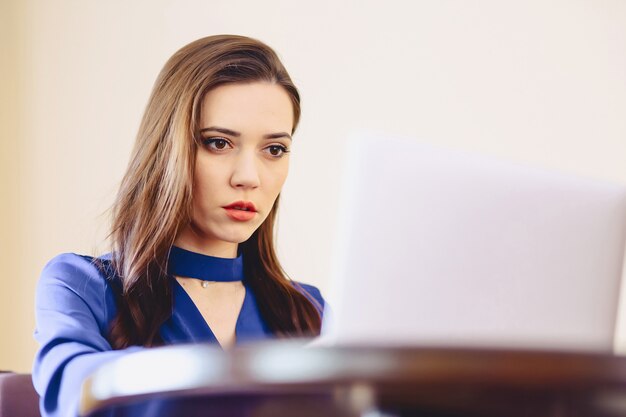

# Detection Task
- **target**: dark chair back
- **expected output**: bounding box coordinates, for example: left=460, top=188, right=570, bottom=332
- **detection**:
left=0, top=372, right=40, bottom=417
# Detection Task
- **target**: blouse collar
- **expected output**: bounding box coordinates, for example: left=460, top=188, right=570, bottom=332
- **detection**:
left=167, top=246, right=244, bottom=282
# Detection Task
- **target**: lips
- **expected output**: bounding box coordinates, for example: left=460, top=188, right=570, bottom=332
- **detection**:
left=223, top=201, right=257, bottom=212
left=223, top=201, right=257, bottom=222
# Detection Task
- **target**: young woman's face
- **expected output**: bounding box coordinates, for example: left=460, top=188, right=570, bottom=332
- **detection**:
left=176, top=82, right=294, bottom=257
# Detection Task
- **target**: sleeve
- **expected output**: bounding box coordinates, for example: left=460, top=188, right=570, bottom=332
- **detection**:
left=32, top=253, right=144, bottom=417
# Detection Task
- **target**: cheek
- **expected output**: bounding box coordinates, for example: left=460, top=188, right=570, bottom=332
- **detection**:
left=192, top=163, right=222, bottom=207
left=265, top=163, right=289, bottom=195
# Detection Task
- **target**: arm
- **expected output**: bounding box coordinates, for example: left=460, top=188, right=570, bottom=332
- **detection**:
left=32, top=254, right=143, bottom=417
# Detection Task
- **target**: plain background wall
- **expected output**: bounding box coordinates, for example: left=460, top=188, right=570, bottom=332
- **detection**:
left=0, top=0, right=22, bottom=371
left=2, top=0, right=626, bottom=372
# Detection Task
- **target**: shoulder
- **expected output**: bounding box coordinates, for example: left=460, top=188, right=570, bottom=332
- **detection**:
left=292, top=281, right=325, bottom=312
left=36, top=252, right=119, bottom=333
left=36, top=252, right=115, bottom=307
left=39, top=252, right=112, bottom=285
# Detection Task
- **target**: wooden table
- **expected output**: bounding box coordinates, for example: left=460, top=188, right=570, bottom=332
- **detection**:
left=80, top=341, right=626, bottom=417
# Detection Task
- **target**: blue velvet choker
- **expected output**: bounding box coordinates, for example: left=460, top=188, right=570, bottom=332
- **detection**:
left=167, top=246, right=244, bottom=282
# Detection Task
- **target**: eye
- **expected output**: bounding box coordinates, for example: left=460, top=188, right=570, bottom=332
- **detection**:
left=264, top=145, right=290, bottom=158
left=202, top=137, right=232, bottom=152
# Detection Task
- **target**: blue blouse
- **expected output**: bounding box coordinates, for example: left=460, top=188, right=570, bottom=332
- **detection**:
left=32, top=249, right=324, bottom=417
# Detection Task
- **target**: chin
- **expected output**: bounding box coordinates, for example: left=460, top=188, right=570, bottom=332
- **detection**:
left=188, top=219, right=257, bottom=246
left=216, top=228, right=257, bottom=245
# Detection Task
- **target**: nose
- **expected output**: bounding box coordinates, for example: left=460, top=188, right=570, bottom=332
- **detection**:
left=230, top=151, right=260, bottom=189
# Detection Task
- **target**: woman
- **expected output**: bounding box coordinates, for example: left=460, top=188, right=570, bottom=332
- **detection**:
left=32, top=35, right=324, bottom=417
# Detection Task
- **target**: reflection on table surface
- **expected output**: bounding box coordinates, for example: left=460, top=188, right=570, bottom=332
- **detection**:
left=80, top=340, right=626, bottom=417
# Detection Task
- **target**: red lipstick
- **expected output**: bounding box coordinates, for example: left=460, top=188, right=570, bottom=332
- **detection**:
left=223, top=201, right=257, bottom=222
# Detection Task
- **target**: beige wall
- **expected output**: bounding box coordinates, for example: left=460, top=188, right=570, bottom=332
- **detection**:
left=2, top=0, right=626, bottom=372
left=0, top=0, right=26, bottom=371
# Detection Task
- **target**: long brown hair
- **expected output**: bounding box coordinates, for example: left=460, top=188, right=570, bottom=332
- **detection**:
left=107, top=35, right=321, bottom=349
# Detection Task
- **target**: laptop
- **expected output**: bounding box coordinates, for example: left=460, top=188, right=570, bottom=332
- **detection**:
left=321, top=132, right=626, bottom=352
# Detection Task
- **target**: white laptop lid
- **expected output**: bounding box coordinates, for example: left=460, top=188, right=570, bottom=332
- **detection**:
left=324, top=133, right=626, bottom=352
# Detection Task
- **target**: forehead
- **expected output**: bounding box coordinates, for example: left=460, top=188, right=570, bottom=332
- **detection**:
left=200, top=82, right=294, bottom=132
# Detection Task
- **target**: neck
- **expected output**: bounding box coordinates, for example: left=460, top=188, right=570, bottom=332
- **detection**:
left=174, top=232, right=238, bottom=259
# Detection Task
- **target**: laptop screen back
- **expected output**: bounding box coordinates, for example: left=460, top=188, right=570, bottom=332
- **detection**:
left=324, top=134, right=626, bottom=352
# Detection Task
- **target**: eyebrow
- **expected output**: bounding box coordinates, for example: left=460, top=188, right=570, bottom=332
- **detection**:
left=200, top=126, right=292, bottom=141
